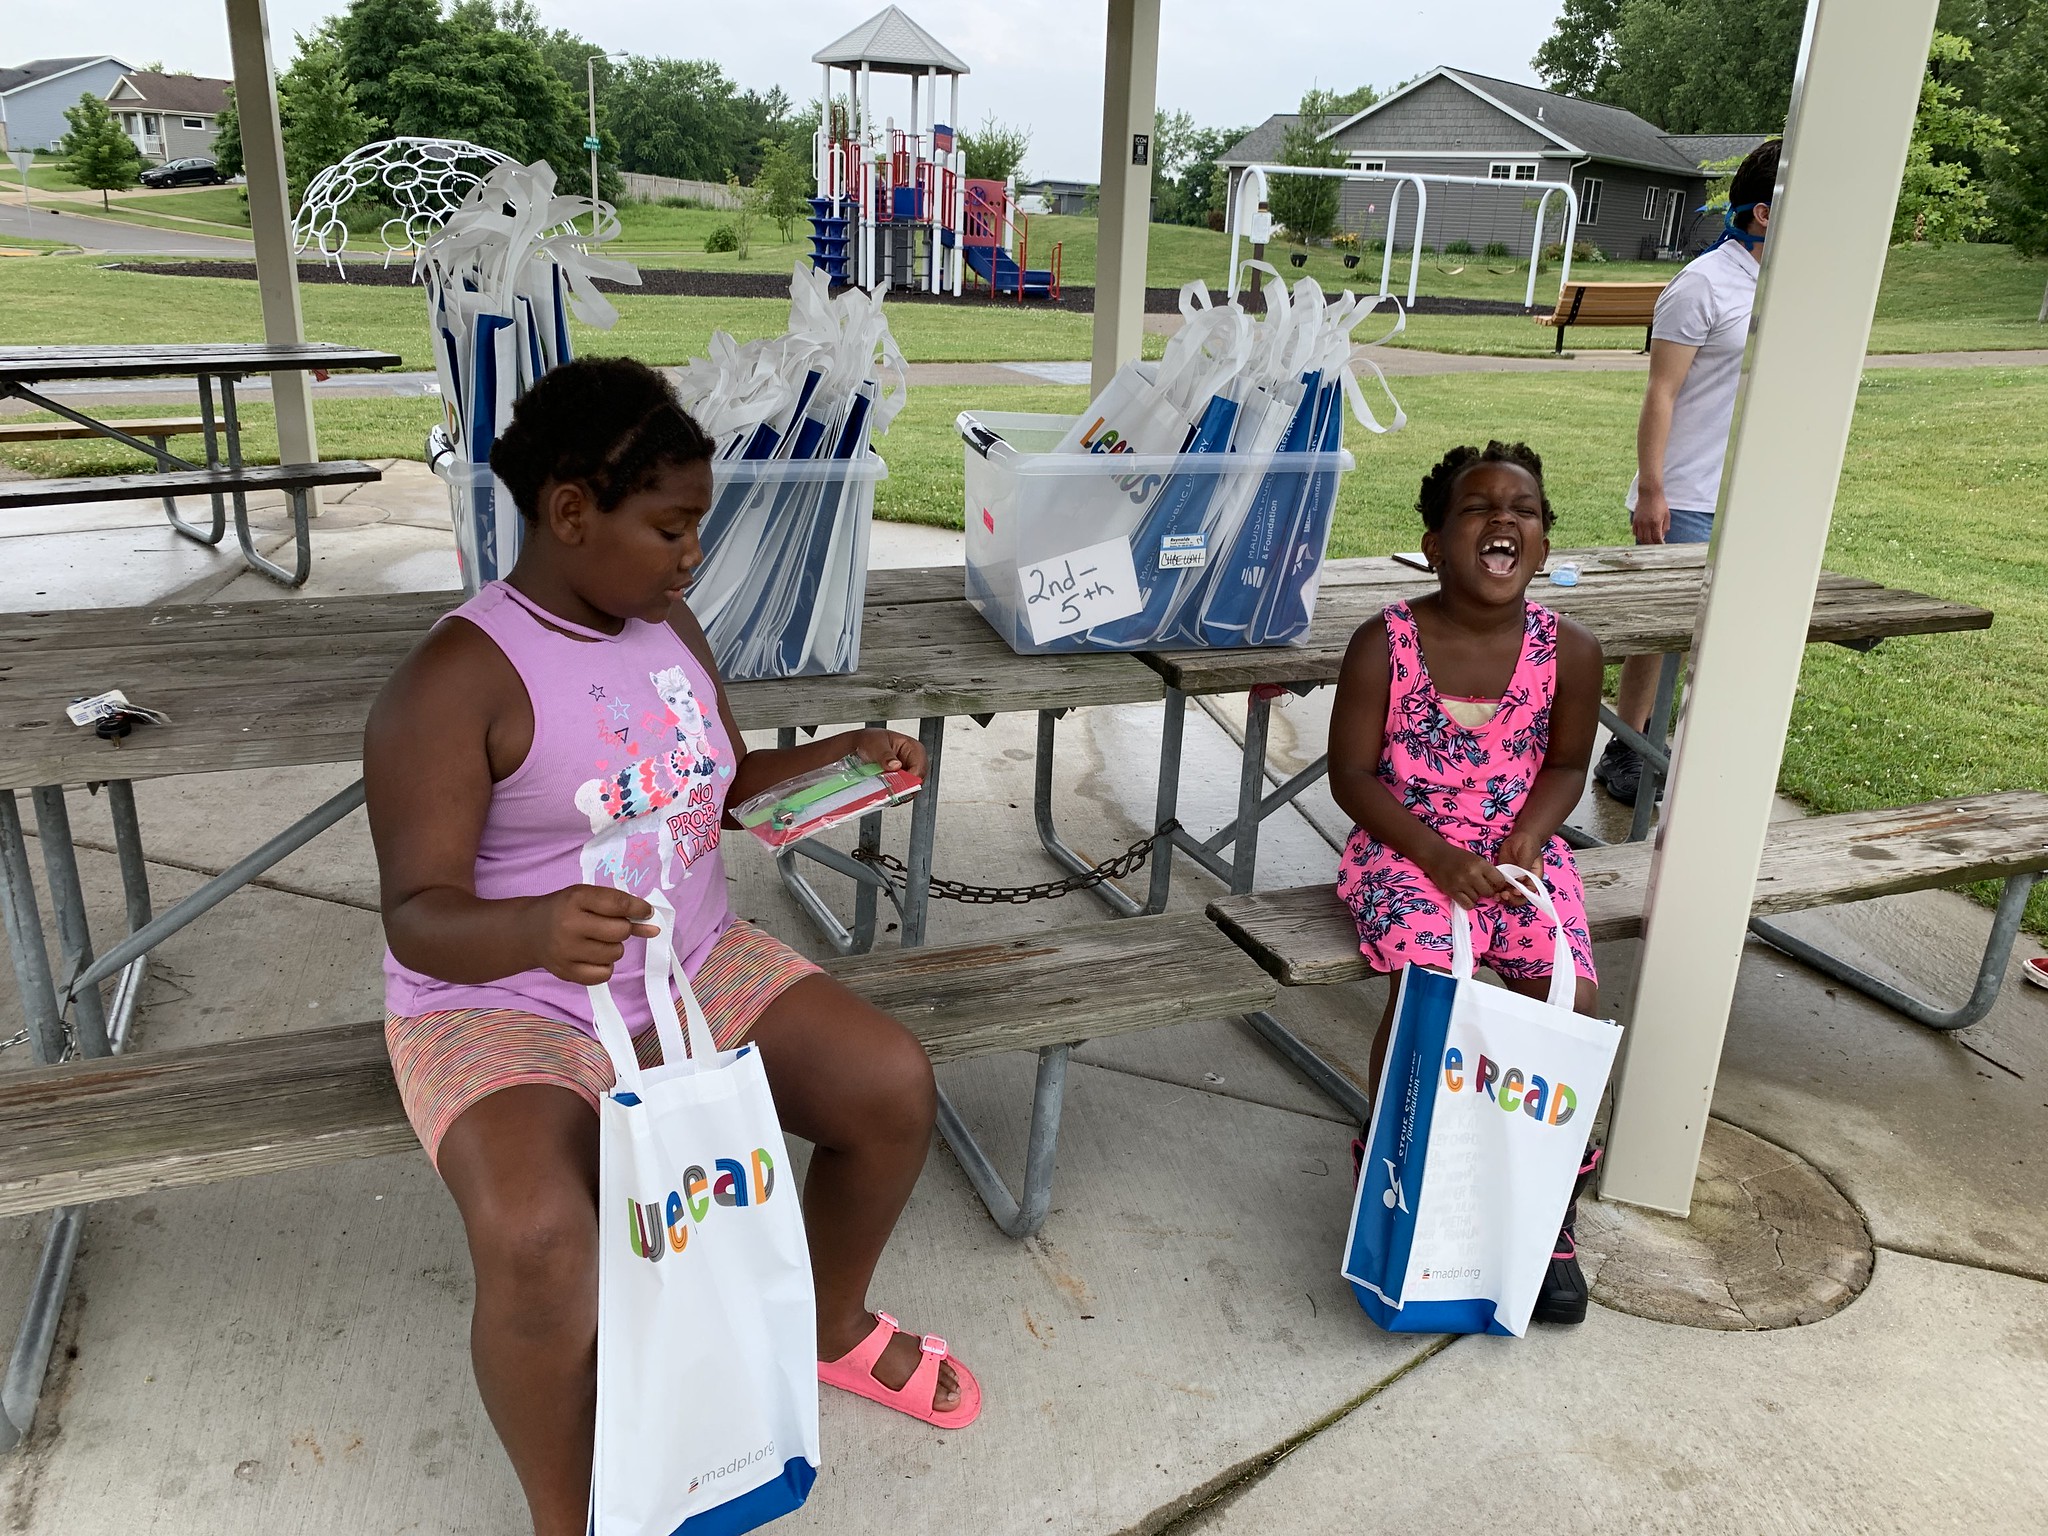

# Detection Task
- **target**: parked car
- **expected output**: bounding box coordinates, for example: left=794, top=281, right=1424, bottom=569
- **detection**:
left=140, top=158, right=226, bottom=189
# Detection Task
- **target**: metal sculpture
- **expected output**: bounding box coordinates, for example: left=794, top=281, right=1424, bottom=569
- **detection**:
left=291, top=137, right=514, bottom=275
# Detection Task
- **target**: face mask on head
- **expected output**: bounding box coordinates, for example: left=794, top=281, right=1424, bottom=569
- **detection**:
left=1703, top=201, right=1765, bottom=252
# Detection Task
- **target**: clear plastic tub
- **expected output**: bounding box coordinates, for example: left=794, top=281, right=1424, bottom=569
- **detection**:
left=960, top=411, right=1354, bottom=655
left=690, top=453, right=887, bottom=682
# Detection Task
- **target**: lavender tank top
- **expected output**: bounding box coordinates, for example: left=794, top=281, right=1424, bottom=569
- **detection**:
left=383, top=581, right=737, bottom=1036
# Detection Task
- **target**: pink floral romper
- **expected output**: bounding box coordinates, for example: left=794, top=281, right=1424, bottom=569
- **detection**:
left=1336, top=600, right=1598, bottom=984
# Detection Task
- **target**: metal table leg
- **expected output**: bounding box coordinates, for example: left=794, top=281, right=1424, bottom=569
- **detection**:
left=935, top=1045, right=1069, bottom=1239
left=1033, top=708, right=1142, bottom=917
left=1241, top=1008, right=1373, bottom=1125
left=0, top=791, right=65, bottom=1066
left=218, top=376, right=312, bottom=587
left=1749, top=872, right=2039, bottom=1033
left=899, top=717, right=944, bottom=948
left=29, top=788, right=109, bottom=1061
left=165, top=373, right=228, bottom=546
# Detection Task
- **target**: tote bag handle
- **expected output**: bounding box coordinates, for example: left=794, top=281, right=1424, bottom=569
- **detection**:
left=587, top=888, right=722, bottom=1097
left=1448, top=863, right=1577, bottom=1010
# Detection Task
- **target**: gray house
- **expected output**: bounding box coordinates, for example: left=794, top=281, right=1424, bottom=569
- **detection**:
left=1222, top=67, right=1770, bottom=262
left=0, top=56, right=134, bottom=154
left=105, top=71, right=233, bottom=165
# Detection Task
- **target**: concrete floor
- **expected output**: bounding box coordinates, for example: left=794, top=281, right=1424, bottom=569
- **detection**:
left=0, top=479, right=2042, bottom=1534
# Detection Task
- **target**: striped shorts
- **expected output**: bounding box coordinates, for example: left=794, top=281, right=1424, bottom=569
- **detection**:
left=385, top=920, right=820, bottom=1168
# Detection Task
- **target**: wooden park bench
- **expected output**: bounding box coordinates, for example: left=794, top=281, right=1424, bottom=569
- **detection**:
left=0, top=909, right=1277, bottom=1239
left=1205, top=793, right=2048, bottom=1122
left=0, top=416, right=209, bottom=451
left=1535, top=281, right=1665, bottom=354
left=0, top=459, right=382, bottom=587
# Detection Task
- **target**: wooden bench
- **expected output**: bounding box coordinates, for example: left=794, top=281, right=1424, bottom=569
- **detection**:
left=1206, top=795, right=2048, bottom=1119
left=0, top=460, right=382, bottom=588
left=1534, top=281, right=1665, bottom=353
left=0, top=909, right=1277, bottom=1235
left=0, top=417, right=208, bottom=450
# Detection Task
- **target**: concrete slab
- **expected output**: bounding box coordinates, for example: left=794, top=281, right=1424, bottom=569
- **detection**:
left=1194, top=1250, right=2048, bottom=1536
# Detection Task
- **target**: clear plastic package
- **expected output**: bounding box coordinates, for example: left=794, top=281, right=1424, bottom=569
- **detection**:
left=732, top=754, right=922, bottom=850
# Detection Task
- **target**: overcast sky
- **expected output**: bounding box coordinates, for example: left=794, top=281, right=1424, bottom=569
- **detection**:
left=12, top=1, right=1566, bottom=178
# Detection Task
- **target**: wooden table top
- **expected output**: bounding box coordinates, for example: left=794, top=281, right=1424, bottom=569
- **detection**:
left=1141, top=544, right=1994, bottom=694
left=0, top=550, right=1990, bottom=790
left=0, top=566, right=1160, bottom=789
left=0, top=344, right=403, bottom=384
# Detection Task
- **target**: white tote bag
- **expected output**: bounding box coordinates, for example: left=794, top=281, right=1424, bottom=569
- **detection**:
left=1342, top=867, right=1622, bottom=1338
left=589, top=891, right=820, bottom=1534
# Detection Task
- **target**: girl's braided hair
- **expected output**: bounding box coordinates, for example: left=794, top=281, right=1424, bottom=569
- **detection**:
left=1415, top=440, right=1555, bottom=532
left=489, top=357, right=714, bottom=522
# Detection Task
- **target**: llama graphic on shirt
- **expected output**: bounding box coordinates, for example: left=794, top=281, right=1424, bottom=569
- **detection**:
left=576, top=664, right=726, bottom=892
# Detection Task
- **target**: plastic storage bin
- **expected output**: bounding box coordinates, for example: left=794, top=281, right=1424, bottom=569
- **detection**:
left=960, top=411, right=1354, bottom=655
left=690, top=453, right=887, bottom=682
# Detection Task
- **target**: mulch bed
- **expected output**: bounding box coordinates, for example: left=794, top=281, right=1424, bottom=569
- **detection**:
left=112, top=261, right=1538, bottom=317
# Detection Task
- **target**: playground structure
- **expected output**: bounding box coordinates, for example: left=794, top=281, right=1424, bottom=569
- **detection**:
left=809, top=6, right=1060, bottom=300
left=1228, top=164, right=1582, bottom=311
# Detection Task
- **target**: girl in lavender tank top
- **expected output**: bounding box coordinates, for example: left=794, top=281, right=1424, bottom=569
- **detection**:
left=366, top=360, right=975, bottom=1534
left=1327, top=443, right=1606, bottom=1328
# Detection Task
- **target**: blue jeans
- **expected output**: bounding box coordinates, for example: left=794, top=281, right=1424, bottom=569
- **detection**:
left=1664, top=506, right=1715, bottom=544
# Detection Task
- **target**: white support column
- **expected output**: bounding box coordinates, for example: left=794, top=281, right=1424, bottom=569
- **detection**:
left=1600, top=0, right=1941, bottom=1215
left=1090, top=0, right=1160, bottom=397
left=860, top=62, right=874, bottom=290
left=224, top=0, right=317, bottom=480
left=819, top=64, right=832, bottom=199
left=949, top=74, right=963, bottom=294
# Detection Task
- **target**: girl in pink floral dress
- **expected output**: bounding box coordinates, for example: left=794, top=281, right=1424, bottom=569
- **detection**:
left=1328, top=441, right=1605, bottom=1324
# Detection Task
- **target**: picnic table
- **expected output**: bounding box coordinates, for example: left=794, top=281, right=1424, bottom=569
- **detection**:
left=0, top=343, right=402, bottom=584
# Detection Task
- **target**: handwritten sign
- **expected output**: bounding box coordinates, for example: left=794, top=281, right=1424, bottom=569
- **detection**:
left=1019, top=538, right=1142, bottom=645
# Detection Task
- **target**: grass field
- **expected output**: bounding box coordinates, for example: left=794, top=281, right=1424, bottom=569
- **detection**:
left=5, top=368, right=2038, bottom=934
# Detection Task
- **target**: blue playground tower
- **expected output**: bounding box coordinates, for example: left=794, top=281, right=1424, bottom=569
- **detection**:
left=810, top=6, right=1059, bottom=299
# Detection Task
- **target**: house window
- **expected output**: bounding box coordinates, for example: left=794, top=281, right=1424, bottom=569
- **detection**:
left=121, top=114, right=139, bottom=134
left=1644, top=186, right=1661, bottom=220
left=143, top=114, right=160, bottom=134
left=182, top=117, right=205, bottom=130
left=1489, top=161, right=1538, bottom=182
left=1352, top=158, right=1385, bottom=174
left=1580, top=176, right=1603, bottom=225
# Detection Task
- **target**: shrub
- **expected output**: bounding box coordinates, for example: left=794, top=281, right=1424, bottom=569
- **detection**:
left=1418, top=243, right=1437, bottom=257
left=1368, top=236, right=1387, bottom=252
left=1207, top=207, right=1225, bottom=231
left=703, top=224, right=740, bottom=253
left=1444, top=238, right=1474, bottom=255
left=1542, top=240, right=1606, bottom=263
left=1484, top=240, right=1512, bottom=259
left=661, top=195, right=708, bottom=210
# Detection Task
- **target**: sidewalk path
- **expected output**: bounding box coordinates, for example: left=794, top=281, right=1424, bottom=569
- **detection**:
left=0, top=202, right=254, bottom=256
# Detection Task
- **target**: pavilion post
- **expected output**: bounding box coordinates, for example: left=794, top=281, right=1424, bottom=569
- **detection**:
left=224, top=0, right=319, bottom=500
left=1090, top=0, right=1160, bottom=398
left=1600, top=0, right=1941, bottom=1215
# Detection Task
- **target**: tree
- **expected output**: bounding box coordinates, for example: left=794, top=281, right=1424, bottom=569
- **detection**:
left=280, top=39, right=374, bottom=204
left=1269, top=89, right=1343, bottom=243
left=1325, top=84, right=1379, bottom=118
left=1894, top=32, right=2014, bottom=244
left=329, top=0, right=443, bottom=134
left=961, top=114, right=1031, bottom=182
left=755, top=138, right=811, bottom=241
left=726, top=173, right=764, bottom=258
left=60, top=94, right=143, bottom=210
left=1152, top=108, right=1199, bottom=185
left=1981, top=1, right=2048, bottom=316
left=378, top=5, right=588, bottom=187
left=212, top=88, right=243, bottom=179
left=605, top=57, right=783, bottom=183
left=1603, top=0, right=1804, bottom=133
left=1152, top=120, right=1249, bottom=227
left=1533, top=0, right=1625, bottom=97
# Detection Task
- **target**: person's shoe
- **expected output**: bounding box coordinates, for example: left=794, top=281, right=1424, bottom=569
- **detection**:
left=2021, top=956, right=2048, bottom=992
left=1531, top=1145, right=1602, bottom=1327
left=1593, top=739, right=1642, bottom=807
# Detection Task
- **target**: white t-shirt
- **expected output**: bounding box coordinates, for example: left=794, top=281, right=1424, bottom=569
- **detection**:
left=1626, top=240, right=1760, bottom=515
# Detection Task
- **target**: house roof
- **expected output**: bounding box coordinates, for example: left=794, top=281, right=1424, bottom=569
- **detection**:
left=1661, top=133, right=1773, bottom=170
left=0, top=56, right=129, bottom=96
left=1219, top=114, right=1298, bottom=167
left=1321, top=66, right=1710, bottom=177
left=106, top=71, right=231, bottom=116
left=813, top=6, right=968, bottom=76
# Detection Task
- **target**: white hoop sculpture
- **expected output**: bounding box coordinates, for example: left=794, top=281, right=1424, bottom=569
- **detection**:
left=292, top=137, right=517, bottom=276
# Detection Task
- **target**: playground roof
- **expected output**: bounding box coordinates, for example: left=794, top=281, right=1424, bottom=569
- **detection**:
left=813, top=5, right=969, bottom=76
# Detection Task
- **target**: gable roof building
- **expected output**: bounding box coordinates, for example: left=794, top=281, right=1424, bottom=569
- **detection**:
left=0, top=55, right=134, bottom=154
left=1221, top=66, right=1774, bottom=264
left=105, top=69, right=233, bottom=164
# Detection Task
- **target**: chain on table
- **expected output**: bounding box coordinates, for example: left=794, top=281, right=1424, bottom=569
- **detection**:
left=851, top=820, right=1181, bottom=905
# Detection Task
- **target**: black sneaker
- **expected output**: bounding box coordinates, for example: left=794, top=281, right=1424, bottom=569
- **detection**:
left=1593, top=739, right=1642, bottom=806
left=1531, top=1145, right=1602, bottom=1327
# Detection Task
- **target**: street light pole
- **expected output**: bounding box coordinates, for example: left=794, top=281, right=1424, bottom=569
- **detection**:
left=586, top=54, right=602, bottom=237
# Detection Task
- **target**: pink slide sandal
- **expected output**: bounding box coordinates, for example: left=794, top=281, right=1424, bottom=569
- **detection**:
left=818, top=1311, right=982, bottom=1430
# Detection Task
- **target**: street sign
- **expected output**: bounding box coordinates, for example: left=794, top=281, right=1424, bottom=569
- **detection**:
left=7, top=151, right=32, bottom=175
left=582, top=136, right=602, bottom=152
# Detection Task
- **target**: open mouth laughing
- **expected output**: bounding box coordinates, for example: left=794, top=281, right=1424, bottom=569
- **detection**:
left=1479, top=535, right=1521, bottom=577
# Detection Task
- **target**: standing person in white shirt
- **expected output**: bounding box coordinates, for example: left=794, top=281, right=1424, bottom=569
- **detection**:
left=1595, top=138, right=1782, bottom=807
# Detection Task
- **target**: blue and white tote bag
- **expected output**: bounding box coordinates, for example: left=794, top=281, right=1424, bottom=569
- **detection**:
left=589, top=891, right=820, bottom=1534
left=1342, top=866, right=1623, bottom=1337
